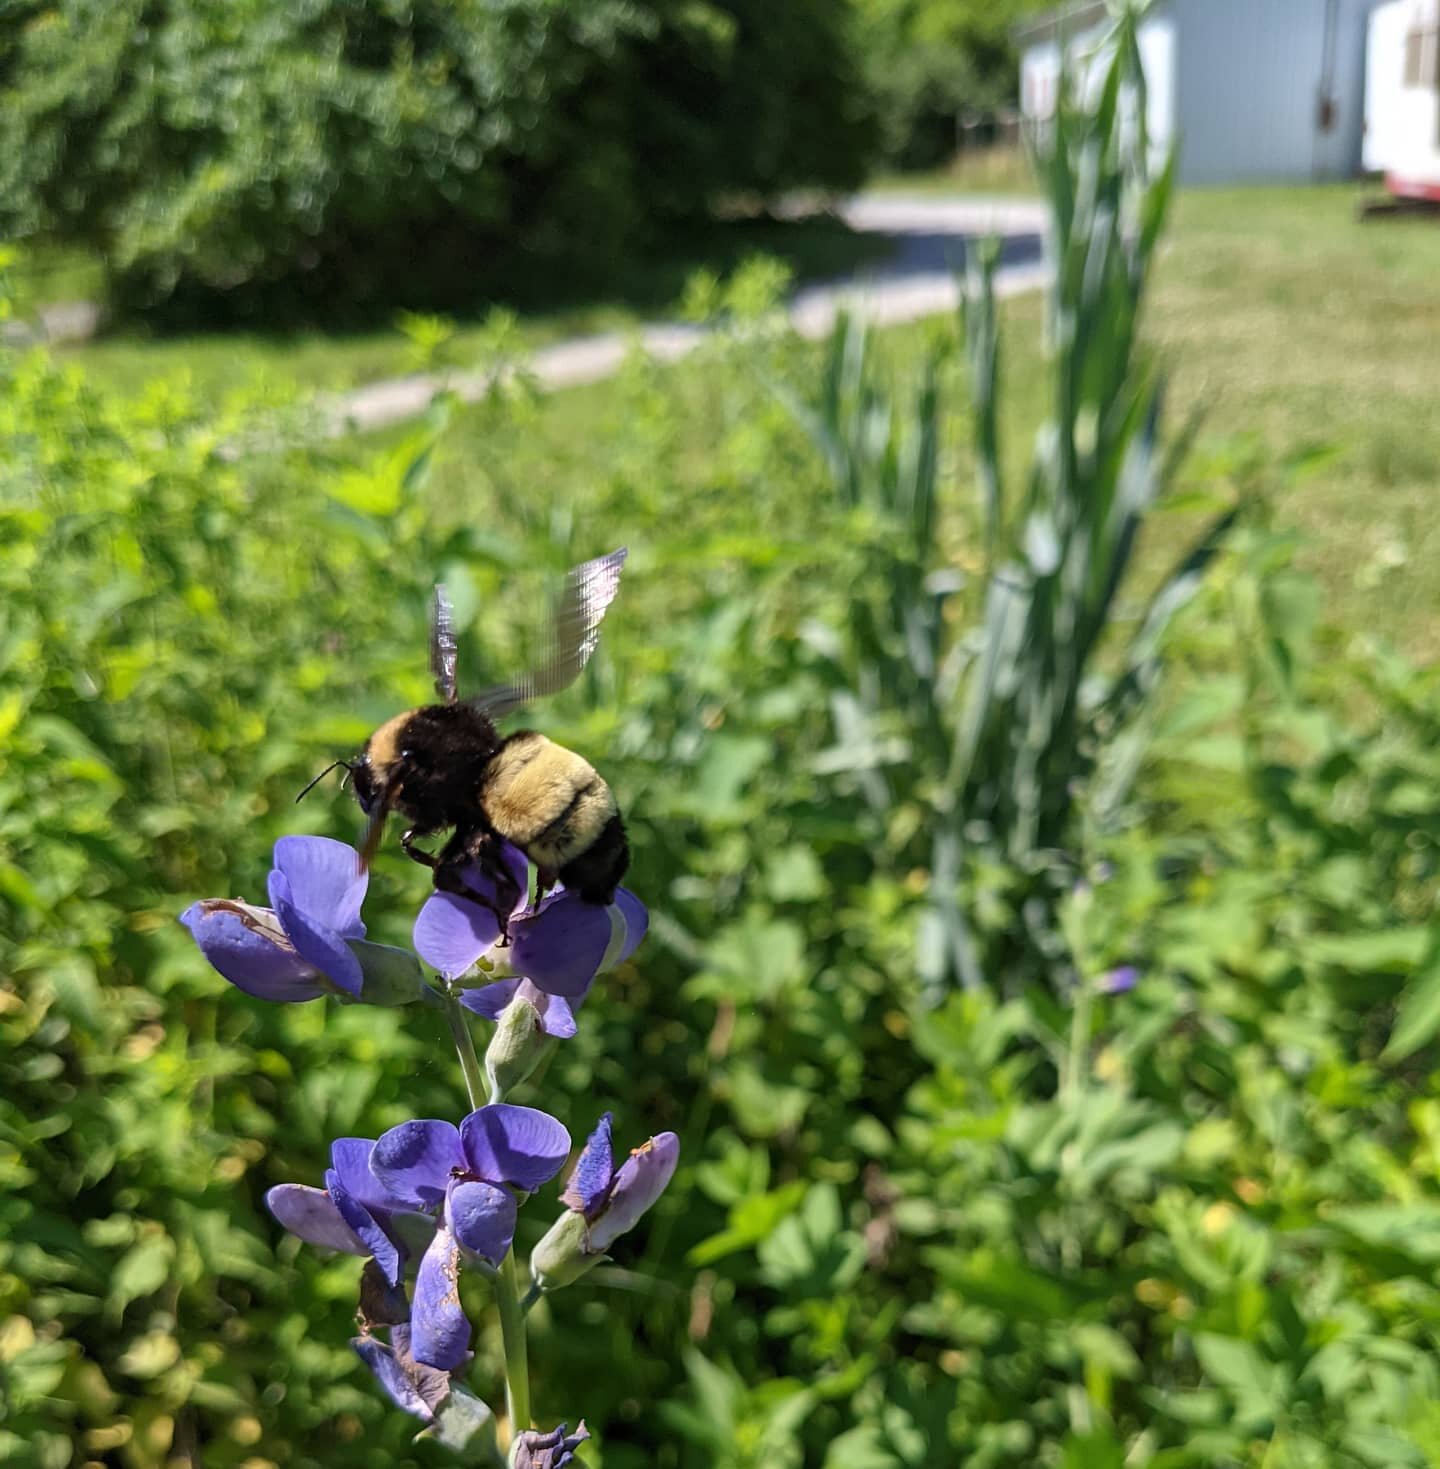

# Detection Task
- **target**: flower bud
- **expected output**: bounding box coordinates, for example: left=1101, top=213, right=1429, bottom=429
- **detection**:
left=484, top=993, right=551, bottom=1098
left=531, top=1117, right=679, bottom=1292
left=348, top=941, right=430, bottom=1007
left=529, top=1208, right=599, bottom=1290
left=513, top=1420, right=589, bottom=1469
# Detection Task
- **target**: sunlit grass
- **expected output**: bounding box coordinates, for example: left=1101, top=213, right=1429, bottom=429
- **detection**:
left=22, top=213, right=890, bottom=398
left=421, top=183, right=1440, bottom=657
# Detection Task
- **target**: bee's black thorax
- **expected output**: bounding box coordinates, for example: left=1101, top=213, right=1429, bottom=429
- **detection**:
left=361, top=703, right=501, bottom=835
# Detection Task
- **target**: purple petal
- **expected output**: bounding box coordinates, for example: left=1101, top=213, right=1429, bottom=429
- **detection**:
left=180, top=901, right=326, bottom=1003
left=353, top=1336, right=435, bottom=1422
left=412, top=1224, right=470, bottom=1371
left=455, top=845, right=531, bottom=918
left=459, top=977, right=579, bottom=1040
left=272, top=835, right=368, bottom=938
left=266, top=1183, right=366, bottom=1255
left=536, top=991, right=578, bottom=1040
left=1098, top=965, right=1140, bottom=995
left=460, top=1105, right=571, bottom=1191
left=330, top=1138, right=393, bottom=1213
left=509, top=888, right=648, bottom=998
left=371, top=1120, right=466, bottom=1209
left=328, top=1168, right=402, bottom=1286
left=561, top=1113, right=615, bottom=1218
left=414, top=892, right=502, bottom=978
left=611, top=889, right=648, bottom=964
left=587, top=1132, right=679, bottom=1251
left=458, top=977, right=521, bottom=1020
left=447, top=1180, right=517, bottom=1265
left=508, top=894, right=610, bottom=998
left=269, top=870, right=363, bottom=997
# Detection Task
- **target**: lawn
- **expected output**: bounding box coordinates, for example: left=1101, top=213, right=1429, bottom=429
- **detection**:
left=408, top=182, right=1440, bottom=659
left=14, top=212, right=891, bottom=400
left=30, top=180, right=1428, bottom=653
left=869, top=142, right=1040, bottom=197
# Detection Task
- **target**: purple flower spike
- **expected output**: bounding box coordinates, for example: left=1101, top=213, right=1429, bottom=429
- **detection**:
left=508, top=887, right=648, bottom=998
left=181, top=835, right=370, bottom=1001
left=460, top=1105, right=571, bottom=1193
left=514, top=1421, right=591, bottom=1469
left=461, top=977, right=580, bottom=1040
left=588, top=1132, right=680, bottom=1251
left=1098, top=965, right=1140, bottom=995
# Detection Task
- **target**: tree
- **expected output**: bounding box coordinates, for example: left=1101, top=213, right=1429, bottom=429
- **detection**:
left=857, top=0, right=1050, bottom=168
left=0, top=0, right=876, bottom=318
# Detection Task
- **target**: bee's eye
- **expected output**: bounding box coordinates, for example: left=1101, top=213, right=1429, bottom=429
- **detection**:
left=351, top=757, right=377, bottom=812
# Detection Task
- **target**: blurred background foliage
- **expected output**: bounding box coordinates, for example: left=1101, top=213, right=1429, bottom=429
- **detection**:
left=0, top=0, right=1049, bottom=323
left=4, top=6, right=1440, bottom=1469
left=0, top=0, right=874, bottom=322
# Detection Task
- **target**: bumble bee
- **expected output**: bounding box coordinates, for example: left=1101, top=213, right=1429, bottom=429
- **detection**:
left=341, top=550, right=630, bottom=911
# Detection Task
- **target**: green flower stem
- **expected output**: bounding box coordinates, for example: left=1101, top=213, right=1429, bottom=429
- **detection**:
left=445, top=991, right=490, bottom=1109
left=444, top=991, right=530, bottom=1445
left=495, top=1247, right=532, bottom=1439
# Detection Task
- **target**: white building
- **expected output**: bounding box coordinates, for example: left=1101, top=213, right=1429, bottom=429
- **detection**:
left=1364, top=0, right=1440, bottom=197
left=1017, top=0, right=1388, bottom=186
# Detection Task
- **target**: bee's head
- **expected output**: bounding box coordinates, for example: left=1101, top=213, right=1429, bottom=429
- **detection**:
left=352, top=711, right=417, bottom=869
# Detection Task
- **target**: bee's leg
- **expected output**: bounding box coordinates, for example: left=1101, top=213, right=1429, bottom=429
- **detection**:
left=435, top=829, right=515, bottom=942
left=534, top=867, right=558, bottom=902
left=400, top=829, right=439, bottom=869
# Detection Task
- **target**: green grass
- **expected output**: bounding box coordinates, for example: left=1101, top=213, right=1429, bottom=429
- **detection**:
left=21, top=182, right=1440, bottom=655
left=869, top=144, right=1040, bottom=197
left=18, top=213, right=891, bottom=399
left=418, top=183, right=1440, bottom=659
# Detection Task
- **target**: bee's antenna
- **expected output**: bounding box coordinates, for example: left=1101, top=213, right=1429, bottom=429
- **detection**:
left=295, top=760, right=353, bottom=804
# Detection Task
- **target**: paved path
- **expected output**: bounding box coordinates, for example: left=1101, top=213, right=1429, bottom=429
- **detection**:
left=326, top=195, right=1049, bottom=436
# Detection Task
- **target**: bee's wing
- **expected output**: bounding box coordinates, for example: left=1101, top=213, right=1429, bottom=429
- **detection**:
left=430, top=584, right=459, bottom=704
left=467, top=547, right=628, bottom=718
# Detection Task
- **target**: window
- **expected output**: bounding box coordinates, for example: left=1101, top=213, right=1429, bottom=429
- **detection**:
left=1404, top=25, right=1440, bottom=91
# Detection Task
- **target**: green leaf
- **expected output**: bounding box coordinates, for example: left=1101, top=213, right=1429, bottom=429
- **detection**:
left=107, top=1237, right=174, bottom=1321
left=1060, top=1429, right=1126, bottom=1469
left=1384, top=938, right=1440, bottom=1061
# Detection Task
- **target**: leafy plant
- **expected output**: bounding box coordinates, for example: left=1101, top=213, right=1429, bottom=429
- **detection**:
left=788, top=8, right=1235, bottom=994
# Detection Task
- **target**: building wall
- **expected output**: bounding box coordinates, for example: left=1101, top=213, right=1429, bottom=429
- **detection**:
left=1019, top=0, right=1387, bottom=186
left=1365, top=0, right=1440, bottom=188
left=1173, top=0, right=1384, bottom=183
left=1364, top=0, right=1412, bottom=171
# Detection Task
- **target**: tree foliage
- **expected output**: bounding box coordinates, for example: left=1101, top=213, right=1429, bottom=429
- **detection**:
left=0, top=0, right=874, bottom=318
left=857, top=0, right=1050, bottom=167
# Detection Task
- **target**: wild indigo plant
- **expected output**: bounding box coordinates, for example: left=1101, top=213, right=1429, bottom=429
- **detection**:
left=183, top=834, right=674, bottom=1461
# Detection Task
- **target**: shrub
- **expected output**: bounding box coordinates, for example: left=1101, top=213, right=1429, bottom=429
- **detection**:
left=0, top=0, right=875, bottom=320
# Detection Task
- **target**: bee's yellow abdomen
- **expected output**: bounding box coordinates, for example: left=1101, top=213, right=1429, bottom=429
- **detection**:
left=481, top=732, right=617, bottom=872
